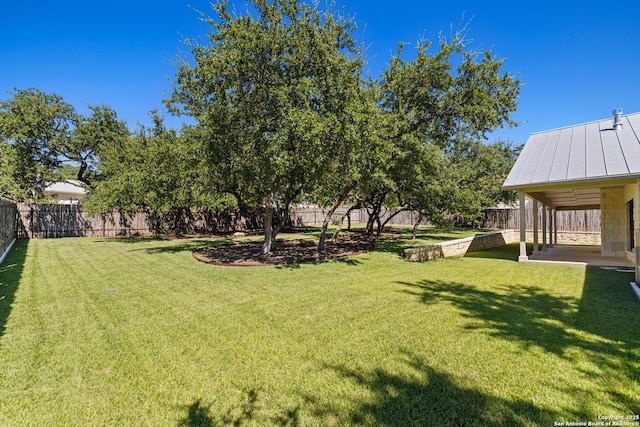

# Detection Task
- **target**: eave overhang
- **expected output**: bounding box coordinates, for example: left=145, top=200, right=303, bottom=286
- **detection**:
left=502, top=174, right=640, bottom=211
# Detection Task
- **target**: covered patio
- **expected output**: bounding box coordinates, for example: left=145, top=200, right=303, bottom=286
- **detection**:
left=503, top=109, right=640, bottom=282
left=526, top=245, right=634, bottom=268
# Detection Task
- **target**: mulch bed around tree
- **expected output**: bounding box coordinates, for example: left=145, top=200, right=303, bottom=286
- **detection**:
left=193, top=233, right=377, bottom=266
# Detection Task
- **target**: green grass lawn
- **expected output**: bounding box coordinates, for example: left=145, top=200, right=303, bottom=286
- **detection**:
left=1, top=230, right=639, bottom=426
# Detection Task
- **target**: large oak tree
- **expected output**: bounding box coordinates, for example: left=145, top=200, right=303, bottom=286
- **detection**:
left=167, top=0, right=364, bottom=255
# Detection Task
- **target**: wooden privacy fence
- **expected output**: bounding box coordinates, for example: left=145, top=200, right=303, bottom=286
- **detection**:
left=15, top=204, right=421, bottom=239
left=480, top=208, right=601, bottom=232
left=1, top=198, right=17, bottom=255
left=15, top=204, right=245, bottom=238
left=292, top=206, right=601, bottom=232
left=290, top=207, right=419, bottom=228
left=16, top=204, right=153, bottom=238
left=13, top=203, right=602, bottom=239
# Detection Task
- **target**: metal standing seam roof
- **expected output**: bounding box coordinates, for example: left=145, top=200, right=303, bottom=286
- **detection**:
left=503, top=111, right=640, bottom=190
left=502, top=111, right=640, bottom=210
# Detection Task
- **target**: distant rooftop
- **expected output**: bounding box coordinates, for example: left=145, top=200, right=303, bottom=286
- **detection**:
left=43, top=180, right=88, bottom=195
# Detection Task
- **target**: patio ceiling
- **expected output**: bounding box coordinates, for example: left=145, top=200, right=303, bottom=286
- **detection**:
left=526, top=187, right=601, bottom=210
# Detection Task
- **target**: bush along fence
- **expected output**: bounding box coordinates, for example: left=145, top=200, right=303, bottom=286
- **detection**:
left=0, top=198, right=17, bottom=261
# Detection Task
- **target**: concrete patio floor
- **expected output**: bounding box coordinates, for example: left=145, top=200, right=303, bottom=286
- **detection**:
left=525, top=245, right=635, bottom=269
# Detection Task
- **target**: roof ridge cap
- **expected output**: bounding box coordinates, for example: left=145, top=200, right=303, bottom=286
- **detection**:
left=530, top=111, right=640, bottom=135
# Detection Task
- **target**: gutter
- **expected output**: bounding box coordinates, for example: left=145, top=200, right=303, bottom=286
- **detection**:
left=502, top=173, right=640, bottom=192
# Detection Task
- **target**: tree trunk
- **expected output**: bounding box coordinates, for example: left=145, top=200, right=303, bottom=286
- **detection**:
left=77, top=160, right=90, bottom=185
left=260, top=177, right=281, bottom=256
left=331, top=203, right=358, bottom=241
left=262, top=203, right=274, bottom=255
left=378, top=209, right=404, bottom=235
left=318, top=207, right=336, bottom=252
left=412, top=213, right=423, bottom=239
left=365, top=202, right=381, bottom=235
left=318, top=181, right=357, bottom=252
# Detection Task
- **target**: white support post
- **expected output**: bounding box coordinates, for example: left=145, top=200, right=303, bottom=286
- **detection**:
left=553, top=209, right=558, bottom=246
left=542, top=205, right=548, bottom=251
left=548, top=208, right=554, bottom=248
left=533, top=199, right=539, bottom=254
left=519, top=192, right=528, bottom=262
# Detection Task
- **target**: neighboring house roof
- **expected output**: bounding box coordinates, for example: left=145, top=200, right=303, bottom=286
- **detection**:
left=43, top=180, right=88, bottom=195
left=503, top=110, right=640, bottom=210
left=42, top=180, right=88, bottom=204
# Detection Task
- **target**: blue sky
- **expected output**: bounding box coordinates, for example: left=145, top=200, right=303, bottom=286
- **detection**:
left=2, top=0, right=640, bottom=145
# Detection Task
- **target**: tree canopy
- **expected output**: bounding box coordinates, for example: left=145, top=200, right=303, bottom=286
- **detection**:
left=167, top=0, right=521, bottom=253
left=0, top=88, right=75, bottom=201
left=2, top=1, right=522, bottom=254
left=167, top=0, right=366, bottom=254
left=0, top=88, right=128, bottom=201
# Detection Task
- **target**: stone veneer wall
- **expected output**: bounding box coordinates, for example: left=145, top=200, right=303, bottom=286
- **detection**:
left=404, top=229, right=603, bottom=262
left=601, top=186, right=628, bottom=257
left=404, top=230, right=516, bottom=261
left=526, top=231, right=601, bottom=245
left=624, top=183, right=639, bottom=264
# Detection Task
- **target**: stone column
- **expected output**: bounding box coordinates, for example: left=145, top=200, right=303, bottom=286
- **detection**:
left=519, top=192, right=528, bottom=262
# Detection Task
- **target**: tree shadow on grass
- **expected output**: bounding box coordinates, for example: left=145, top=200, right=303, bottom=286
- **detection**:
left=274, top=255, right=363, bottom=270
left=95, top=237, right=233, bottom=254
left=0, top=239, right=27, bottom=342
left=575, top=267, right=640, bottom=412
left=93, top=236, right=150, bottom=244
left=177, top=389, right=300, bottom=427
left=313, top=353, right=564, bottom=426
left=178, top=399, right=215, bottom=427
left=397, top=273, right=640, bottom=415
left=143, top=239, right=232, bottom=255
left=399, top=279, right=579, bottom=356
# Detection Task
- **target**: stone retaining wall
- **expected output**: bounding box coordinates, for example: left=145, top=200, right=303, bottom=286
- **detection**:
left=404, top=230, right=515, bottom=261
left=404, top=229, right=603, bottom=262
